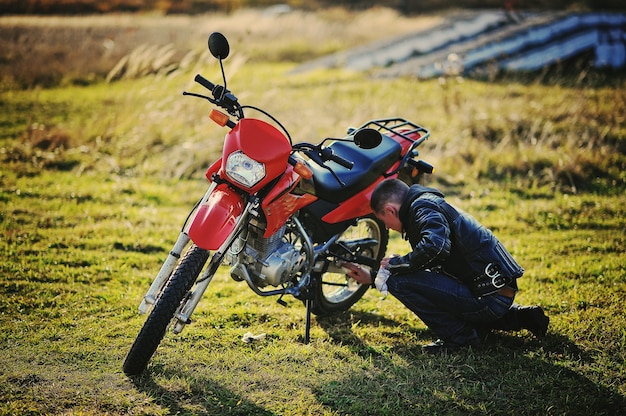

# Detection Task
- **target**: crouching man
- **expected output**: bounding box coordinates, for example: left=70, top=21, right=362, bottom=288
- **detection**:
left=345, top=178, right=549, bottom=354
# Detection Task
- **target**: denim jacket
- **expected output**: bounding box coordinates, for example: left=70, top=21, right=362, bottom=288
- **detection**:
left=387, top=185, right=524, bottom=285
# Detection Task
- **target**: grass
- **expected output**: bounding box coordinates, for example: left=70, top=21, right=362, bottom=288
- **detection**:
left=1, top=8, right=626, bottom=416
left=1, top=170, right=624, bottom=415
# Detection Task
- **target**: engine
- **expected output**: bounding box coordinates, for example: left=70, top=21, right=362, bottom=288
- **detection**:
left=228, top=218, right=307, bottom=287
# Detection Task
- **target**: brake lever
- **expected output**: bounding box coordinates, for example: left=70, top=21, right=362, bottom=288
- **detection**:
left=182, top=91, right=218, bottom=105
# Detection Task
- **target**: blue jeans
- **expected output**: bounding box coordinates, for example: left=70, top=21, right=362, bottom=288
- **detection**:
left=386, top=268, right=515, bottom=346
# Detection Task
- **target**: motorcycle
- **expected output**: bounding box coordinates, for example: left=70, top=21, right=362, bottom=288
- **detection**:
left=123, top=32, right=434, bottom=376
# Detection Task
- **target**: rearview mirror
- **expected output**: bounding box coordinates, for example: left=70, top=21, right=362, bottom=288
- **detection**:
left=354, top=128, right=382, bottom=149
left=208, top=32, right=230, bottom=60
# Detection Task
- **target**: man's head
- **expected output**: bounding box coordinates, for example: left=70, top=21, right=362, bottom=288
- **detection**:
left=370, top=179, right=409, bottom=232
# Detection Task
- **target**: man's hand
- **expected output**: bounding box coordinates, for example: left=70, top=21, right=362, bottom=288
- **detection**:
left=379, top=257, right=391, bottom=269
left=342, top=263, right=373, bottom=285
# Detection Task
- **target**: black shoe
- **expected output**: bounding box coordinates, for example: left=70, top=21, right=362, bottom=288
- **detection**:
left=476, top=327, right=493, bottom=344
left=520, top=306, right=549, bottom=338
left=422, top=338, right=479, bottom=355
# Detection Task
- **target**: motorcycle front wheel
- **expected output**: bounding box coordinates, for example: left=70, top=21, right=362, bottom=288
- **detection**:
left=310, top=215, right=388, bottom=316
left=123, top=245, right=210, bottom=376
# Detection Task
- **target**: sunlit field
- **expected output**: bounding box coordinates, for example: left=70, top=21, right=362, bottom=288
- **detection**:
left=1, top=7, right=625, bottom=415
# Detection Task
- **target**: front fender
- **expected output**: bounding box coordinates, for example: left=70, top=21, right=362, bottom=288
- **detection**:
left=188, top=184, right=245, bottom=250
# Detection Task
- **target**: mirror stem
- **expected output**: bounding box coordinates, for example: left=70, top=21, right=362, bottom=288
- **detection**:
left=218, top=59, right=227, bottom=101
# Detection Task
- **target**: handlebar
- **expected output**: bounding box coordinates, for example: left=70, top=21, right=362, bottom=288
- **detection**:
left=294, top=143, right=352, bottom=171
left=187, top=73, right=293, bottom=143
left=194, top=74, right=215, bottom=91
left=320, top=147, right=354, bottom=170
left=193, top=74, right=241, bottom=117
left=290, top=142, right=352, bottom=186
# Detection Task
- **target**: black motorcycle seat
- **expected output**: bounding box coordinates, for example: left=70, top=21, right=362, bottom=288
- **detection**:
left=309, top=134, right=402, bottom=204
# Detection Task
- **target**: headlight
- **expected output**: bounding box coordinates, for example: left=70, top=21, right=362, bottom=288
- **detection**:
left=225, top=151, right=266, bottom=188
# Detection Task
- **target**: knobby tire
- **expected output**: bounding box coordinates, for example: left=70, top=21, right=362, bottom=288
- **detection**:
left=123, top=245, right=209, bottom=376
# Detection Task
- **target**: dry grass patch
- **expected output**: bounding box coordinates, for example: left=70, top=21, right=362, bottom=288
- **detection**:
left=0, top=8, right=441, bottom=88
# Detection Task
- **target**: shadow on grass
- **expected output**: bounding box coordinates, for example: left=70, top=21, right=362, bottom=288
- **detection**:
left=316, top=310, right=626, bottom=415
left=129, top=368, right=276, bottom=416
left=317, top=309, right=430, bottom=358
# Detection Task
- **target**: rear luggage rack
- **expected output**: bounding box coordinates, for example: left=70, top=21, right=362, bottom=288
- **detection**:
left=351, top=118, right=431, bottom=178
left=353, top=117, right=430, bottom=146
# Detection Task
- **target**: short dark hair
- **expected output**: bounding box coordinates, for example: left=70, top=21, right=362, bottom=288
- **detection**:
left=370, top=178, right=409, bottom=213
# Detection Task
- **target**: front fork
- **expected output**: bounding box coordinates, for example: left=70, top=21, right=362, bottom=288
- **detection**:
left=145, top=199, right=255, bottom=335
left=138, top=232, right=191, bottom=314
left=170, top=253, right=218, bottom=334
left=137, top=195, right=323, bottom=341
left=170, top=200, right=257, bottom=333
left=137, top=183, right=217, bottom=315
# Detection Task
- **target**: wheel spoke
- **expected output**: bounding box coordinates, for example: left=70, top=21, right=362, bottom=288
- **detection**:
left=319, top=217, right=386, bottom=304
left=321, top=280, right=348, bottom=287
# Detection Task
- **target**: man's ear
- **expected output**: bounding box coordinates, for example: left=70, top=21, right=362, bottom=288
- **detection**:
left=384, top=203, right=397, bottom=217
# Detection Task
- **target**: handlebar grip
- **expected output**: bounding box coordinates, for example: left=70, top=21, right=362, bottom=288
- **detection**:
left=194, top=74, right=215, bottom=91
left=331, top=153, right=354, bottom=170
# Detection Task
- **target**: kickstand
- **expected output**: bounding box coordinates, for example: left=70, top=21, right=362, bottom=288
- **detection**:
left=304, top=299, right=312, bottom=344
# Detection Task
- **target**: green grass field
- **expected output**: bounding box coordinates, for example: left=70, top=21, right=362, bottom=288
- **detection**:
left=1, top=9, right=625, bottom=416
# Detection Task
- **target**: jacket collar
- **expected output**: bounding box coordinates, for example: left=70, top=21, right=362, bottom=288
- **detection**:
left=398, top=185, right=445, bottom=236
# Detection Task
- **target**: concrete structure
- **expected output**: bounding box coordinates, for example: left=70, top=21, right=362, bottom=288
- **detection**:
left=292, top=11, right=626, bottom=78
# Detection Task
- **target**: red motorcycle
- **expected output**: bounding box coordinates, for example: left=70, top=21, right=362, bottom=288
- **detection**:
left=123, top=32, right=434, bottom=376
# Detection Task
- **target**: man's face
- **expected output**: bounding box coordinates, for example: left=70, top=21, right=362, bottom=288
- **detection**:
left=374, top=204, right=403, bottom=233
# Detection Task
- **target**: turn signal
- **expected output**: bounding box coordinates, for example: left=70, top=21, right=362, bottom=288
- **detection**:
left=293, top=161, right=313, bottom=180
left=209, top=109, right=230, bottom=126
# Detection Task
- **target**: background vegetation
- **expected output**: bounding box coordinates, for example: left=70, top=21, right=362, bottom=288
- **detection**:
left=1, top=6, right=625, bottom=416
left=1, top=0, right=626, bottom=14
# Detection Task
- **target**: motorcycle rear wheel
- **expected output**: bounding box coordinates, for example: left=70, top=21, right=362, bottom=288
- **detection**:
left=123, top=245, right=210, bottom=376
left=310, top=215, right=388, bottom=316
